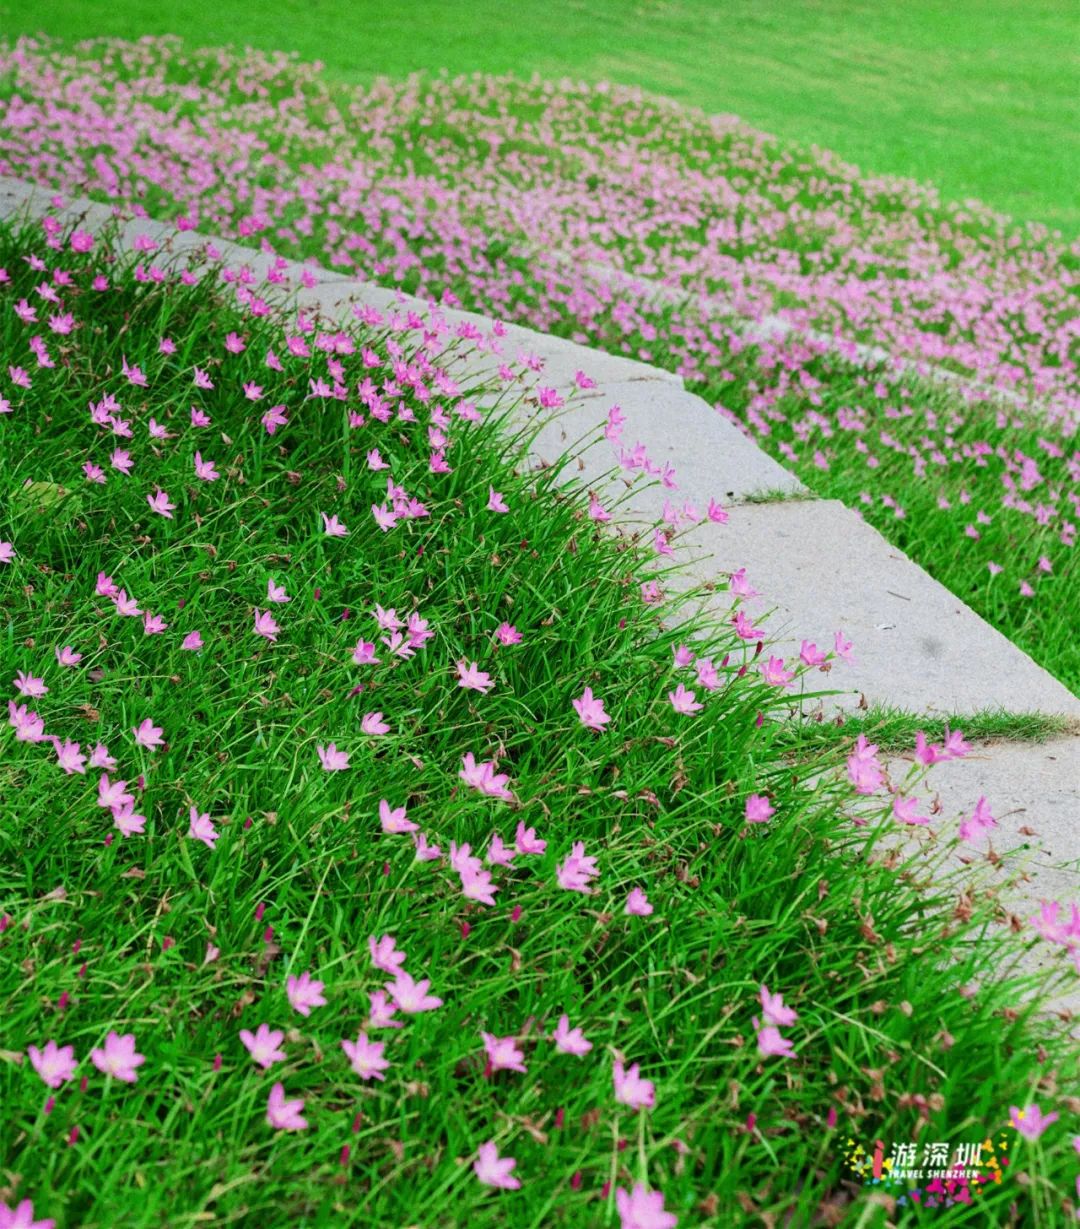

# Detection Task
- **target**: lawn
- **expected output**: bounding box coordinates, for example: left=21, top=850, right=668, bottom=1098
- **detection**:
left=1, top=200, right=1078, bottom=1229
left=4, top=0, right=1079, bottom=234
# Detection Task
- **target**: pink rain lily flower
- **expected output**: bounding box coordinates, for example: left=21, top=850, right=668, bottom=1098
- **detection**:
left=369, top=934, right=406, bottom=975
left=753, top=1016, right=795, bottom=1059
left=0, top=1201, right=55, bottom=1229
left=387, top=970, right=443, bottom=1014
left=188, top=806, right=219, bottom=848
left=745, top=794, right=775, bottom=823
left=321, top=512, right=348, bottom=537
left=342, top=1031, right=390, bottom=1081
left=625, top=887, right=653, bottom=916
left=253, top=609, right=280, bottom=642
left=286, top=971, right=326, bottom=1017
left=759, top=985, right=798, bottom=1028
left=147, top=488, right=176, bottom=518
left=482, top=1032, right=527, bottom=1075
left=457, top=660, right=494, bottom=693
left=552, top=1014, right=592, bottom=1057
left=487, top=486, right=508, bottom=512
left=556, top=841, right=599, bottom=893
left=613, top=1059, right=655, bottom=1111
left=316, top=742, right=350, bottom=771
left=573, top=686, right=611, bottom=731
left=90, top=1031, right=145, bottom=1083
left=473, top=1141, right=521, bottom=1190
left=379, top=799, right=417, bottom=834
left=616, top=1184, right=678, bottom=1229
left=1009, top=1104, right=1059, bottom=1141
left=668, top=683, right=703, bottom=714
left=361, top=711, right=390, bottom=735
left=132, top=718, right=164, bottom=750
left=27, top=1040, right=77, bottom=1089
left=266, top=1082, right=307, bottom=1131
left=239, top=1024, right=286, bottom=1069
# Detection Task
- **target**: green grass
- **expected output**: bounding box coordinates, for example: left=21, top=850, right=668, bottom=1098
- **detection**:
left=5, top=0, right=1079, bottom=233
left=775, top=705, right=1074, bottom=758
left=3, top=219, right=1079, bottom=1227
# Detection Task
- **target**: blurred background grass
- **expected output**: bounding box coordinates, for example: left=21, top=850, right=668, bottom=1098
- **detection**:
left=5, top=0, right=1078, bottom=235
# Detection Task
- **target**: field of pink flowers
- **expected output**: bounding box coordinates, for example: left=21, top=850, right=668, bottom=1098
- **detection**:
left=0, top=36, right=1076, bottom=690
left=2, top=190, right=1078, bottom=1227
left=2, top=36, right=1080, bottom=1229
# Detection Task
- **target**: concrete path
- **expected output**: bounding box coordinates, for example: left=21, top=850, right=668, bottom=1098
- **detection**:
left=2, top=176, right=1076, bottom=1015
left=885, top=737, right=1080, bottom=1016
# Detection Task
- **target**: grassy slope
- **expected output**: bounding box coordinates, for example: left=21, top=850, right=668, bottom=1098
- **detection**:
left=2, top=220, right=1078, bottom=1227
left=5, top=0, right=1079, bottom=234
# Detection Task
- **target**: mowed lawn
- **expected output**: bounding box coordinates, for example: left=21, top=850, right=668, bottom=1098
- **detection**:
left=6, top=0, right=1079, bottom=234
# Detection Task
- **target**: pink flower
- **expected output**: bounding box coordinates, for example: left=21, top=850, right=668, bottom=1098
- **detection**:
left=552, top=1013, right=592, bottom=1057
left=146, top=489, right=176, bottom=518
left=745, top=794, right=774, bottom=823
left=351, top=639, right=380, bottom=665
left=286, top=971, right=326, bottom=1017
left=941, top=727, right=971, bottom=758
left=266, top=1082, right=307, bottom=1130
left=253, top=609, right=280, bottom=642
left=361, top=711, right=390, bottom=735
left=625, top=887, right=653, bottom=916
left=132, top=718, right=164, bottom=750
left=0, top=1200, right=55, bottom=1229
left=486, top=833, right=516, bottom=866
left=316, top=742, right=350, bottom=771
left=573, top=686, right=610, bottom=731
left=321, top=512, right=348, bottom=537
left=379, top=799, right=417, bottom=834
left=959, top=796, right=998, bottom=843
left=342, top=1031, right=390, bottom=1081
left=387, top=970, right=442, bottom=1014
left=515, top=822, right=546, bottom=855
left=833, top=630, right=856, bottom=662
left=761, top=656, right=794, bottom=688
left=90, top=1031, right=145, bottom=1082
left=473, top=1141, right=521, bottom=1190
left=267, top=578, right=289, bottom=604
left=482, top=1031, right=527, bottom=1074
left=262, top=404, right=288, bottom=434
left=613, top=1059, right=655, bottom=1111
left=55, top=645, right=82, bottom=667
left=668, top=683, right=703, bottom=714
left=0, top=542, right=14, bottom=565
left=97, top=774, right=133, bottom=811
left=460, top=753, right=514, bottom=800
left=27, top=1040, right=77, bottom=1089
left=487, top=486, right=509, bottom=513
left=181, top=630, right=203, bottom=651
left=759, top=985, right=798, bottom=1028
left=369, top=934, right=406, bottom=975
left=193, top=452, right=219, bottom=481
left=556, top=841, right=599, bottom=893
left=239, top=1024, right=286, bottom=1069
left=188, top=806, right=219, bottom=848
left=1009, top=1104, right=1059, bottom=1141
left=495, top=622, right=521, bottom=646
left=616, top=1183, right=678, bottom=1229
left=799, top=641, right=826, bottom=667
left=753, top=1016, right=795, bottom=1059
left=457, top=660, right=494, bottom=693
left=460, top=864, right=498, bottom=906
left=892, top=795, right=930, bottom=826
